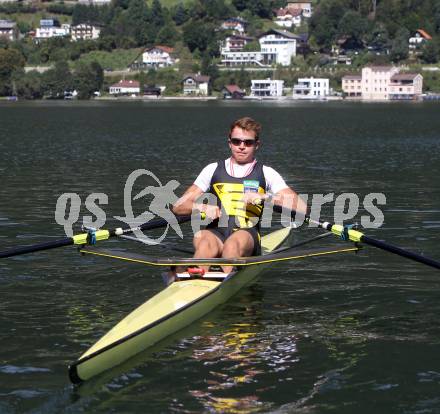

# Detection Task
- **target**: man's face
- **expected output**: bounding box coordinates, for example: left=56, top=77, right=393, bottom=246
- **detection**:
left=228, top=127, right=259, bottom=164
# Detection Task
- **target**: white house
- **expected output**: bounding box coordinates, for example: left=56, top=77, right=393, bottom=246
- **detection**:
left=251, top=79, right=284, bottom=97
left=182, top=74, right=210, bottom=96
left=0, top=19, right=18, bottom=41
left=258, top=29, right=298, bottom=66
left=293, top=77, right=329, bottom=99
left=361, top=65, right=399, bottom=100
left=35, top=19, right=69, bottom=41
left=221, top=35, right=254, bottom=52
left=130, top=46, right=175, bottom=70
left=220, top=50, right=264, bottom=67
left=71, top=24, right=101, bottom=41
left=274, top=8, right=302, bottom=29
left=221, top=17, right=248, bottom=34
left=389, top=73, right=423, bottom=100
left=109, top=80, right=140, bottom=96
left=409, top=29, right=432, bottom=51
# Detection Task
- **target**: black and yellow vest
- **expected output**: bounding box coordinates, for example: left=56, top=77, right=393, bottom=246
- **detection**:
left=207, top=160, right=266, bottom=234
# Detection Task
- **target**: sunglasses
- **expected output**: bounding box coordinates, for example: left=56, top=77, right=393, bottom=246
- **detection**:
left=229, top=138, right=258, bottom=147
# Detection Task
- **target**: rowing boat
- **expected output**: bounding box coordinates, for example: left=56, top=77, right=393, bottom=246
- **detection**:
left=1, top=207, right=439, bottom=384
left=68, top=227, right=293, bottom=383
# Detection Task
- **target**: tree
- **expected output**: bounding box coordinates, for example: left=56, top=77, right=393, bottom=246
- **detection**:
left=42, top=61, right=74, bottom=98
left=13, top=70, right=43, bottom=99
left=0, top=48, right=25, bottom=95
left=156, top=23, right=179, bottom=46
left=74, top=61, right=103, bottom=99
left=151, top=0, right=165, bottom=28
left=338, top=10, right=368, bottom=45
left=127, top=0, right=151, bottom=45
left=0, top=48, right=25, bottom=79
left=390, top=27, right=409, bottom=62
left=183, top=21, right=212, bottom=52
left=367, top=22, right=390, bottom=51
left=421, top=40, right=439, bottom=63
left=175, top=42, right=195, bottom=73
left=204, top=0, right=231, bottom=20
left=173, top=2, right=189, bottom=26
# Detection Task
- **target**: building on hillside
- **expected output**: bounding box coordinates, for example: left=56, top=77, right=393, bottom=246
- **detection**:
left=258, top=29, right=299, bottom=66
left=130, top=46, right=176, bottom=70
left=222, top=84, right=246, bottom=99
left=221, top=34, right=254, bottom=52
left=331, top=54, right=352, bottom=65
left=220, top=50, right=264, bottom=67
left=182, top=73, right=210, bottom=96
left=35, top=19, right=69, bottom=41
left=286, top=1, right=312, bottom=18
left=71, top=23, right=101, bottom=41
left=409, top=29, right=432, bottom=52
left=292, top=77, right=329, bottom=99
left=361, top=66, right=399, bottom=100
left=274, top=8, right=302, bottom=29
left=342, top=75, right=362, bottom=97
left=0, top=19, right=18, bottom=41
left=109, top=80, right=140, bottom=96
left=389, top=73, right=423, bottom=100
left=220, top=17, right=248, bottom=34
left=250, top=79, right=284, bottom=97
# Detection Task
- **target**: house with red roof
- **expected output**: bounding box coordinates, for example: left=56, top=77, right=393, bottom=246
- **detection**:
left=409, top=29, right=432, bottom=52
left=286, top=1, right=312, bottom=18
left=109, top=80, right=140, bottom=96
left=130, top=46, right=176, bottom=70
left=274, top=7, right=302, bottom=28
left=221, top=84, right=246, bottom=99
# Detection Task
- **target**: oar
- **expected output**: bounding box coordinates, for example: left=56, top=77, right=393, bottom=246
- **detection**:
left=273, top=205, right=440, bottom=270
left=0, top=215, right=192, bottom=259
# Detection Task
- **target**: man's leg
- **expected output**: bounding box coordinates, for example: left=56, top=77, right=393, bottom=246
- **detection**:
left=193, top=229, right=224, bottom=271
left=221, top=230, right=254, bottom=273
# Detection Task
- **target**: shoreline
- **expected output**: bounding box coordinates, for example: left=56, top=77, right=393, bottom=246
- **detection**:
left=1, top=95, right=437, bottom=103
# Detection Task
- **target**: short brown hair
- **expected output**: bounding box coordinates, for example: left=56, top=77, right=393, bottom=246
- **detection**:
left=229, top=117, right=261, bottom=140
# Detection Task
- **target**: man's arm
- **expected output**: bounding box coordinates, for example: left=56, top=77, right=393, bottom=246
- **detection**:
left=270, top=187, right=308, bottom=215
left=172, top=184, right=221, bottom=220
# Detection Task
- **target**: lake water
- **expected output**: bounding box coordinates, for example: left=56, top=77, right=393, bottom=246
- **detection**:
left=0, top=100, right=439, bottom=413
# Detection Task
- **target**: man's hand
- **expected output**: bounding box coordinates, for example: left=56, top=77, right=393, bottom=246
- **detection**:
left=242, top=192, right=267, bottom=206
left=194, top=203, right=221, bottom=220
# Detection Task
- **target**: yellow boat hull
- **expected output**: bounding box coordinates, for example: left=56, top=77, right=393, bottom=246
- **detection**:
left=68, top=227, right=291, bottom=383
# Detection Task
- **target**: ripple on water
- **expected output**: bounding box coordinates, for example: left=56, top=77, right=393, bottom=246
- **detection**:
left=0, top=365, right=51, bottom=374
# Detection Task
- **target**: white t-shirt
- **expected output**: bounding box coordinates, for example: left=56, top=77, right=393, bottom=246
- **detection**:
left=193, top=158, right=289, bottom=195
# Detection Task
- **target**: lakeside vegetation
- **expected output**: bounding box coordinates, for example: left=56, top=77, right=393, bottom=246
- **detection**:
left=1, top=0, right=440, bottom=99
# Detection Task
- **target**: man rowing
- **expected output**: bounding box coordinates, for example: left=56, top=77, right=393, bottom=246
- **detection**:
left=172, top=116, right=307, bottom=275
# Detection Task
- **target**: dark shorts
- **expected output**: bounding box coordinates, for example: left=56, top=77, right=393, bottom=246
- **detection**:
left=206, top=227, right=261, bottom=256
